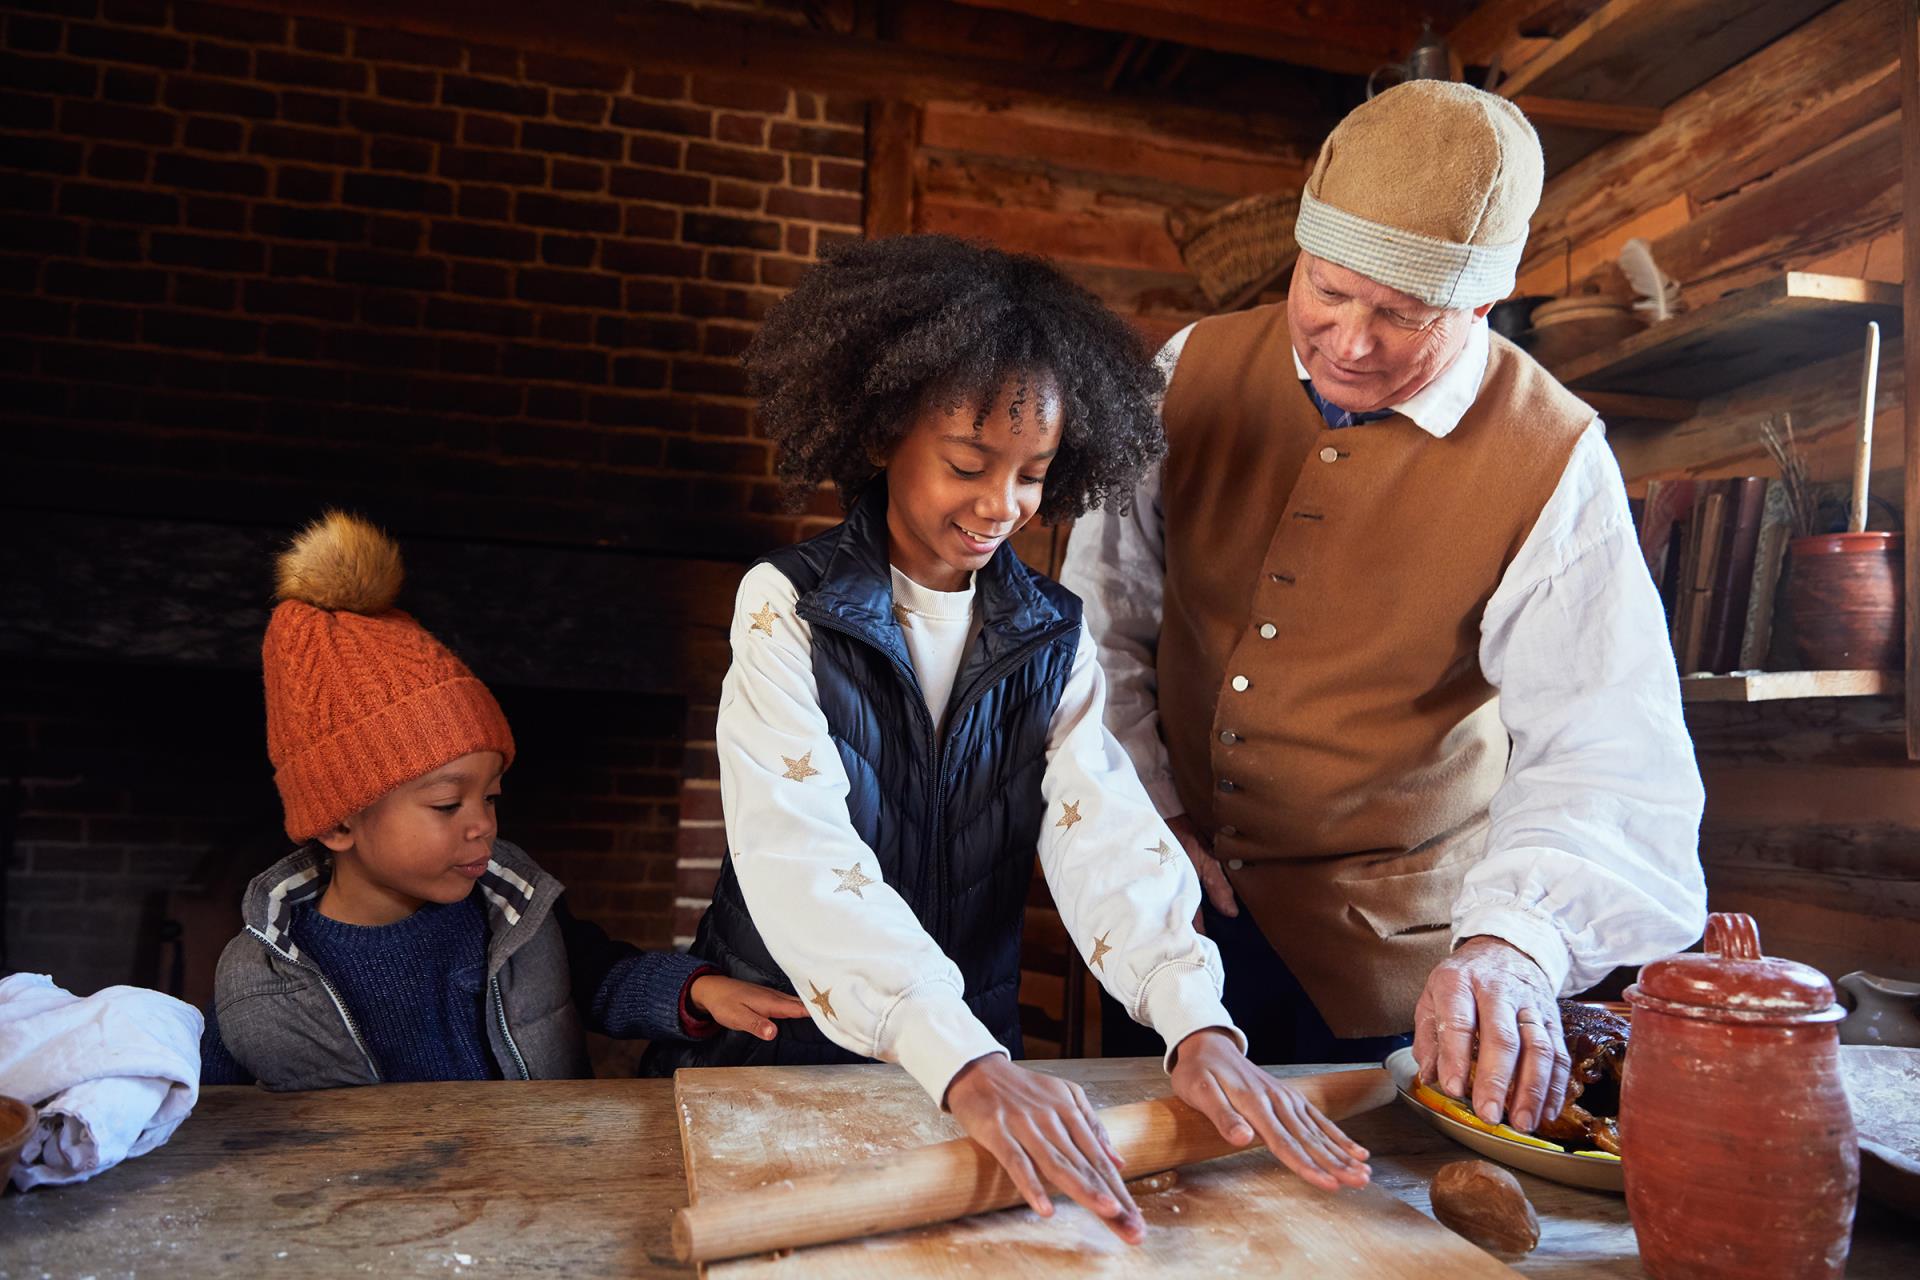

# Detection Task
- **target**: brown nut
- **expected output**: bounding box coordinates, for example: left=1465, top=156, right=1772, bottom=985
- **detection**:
left=1429, top=1160, right=1541, bottom=1255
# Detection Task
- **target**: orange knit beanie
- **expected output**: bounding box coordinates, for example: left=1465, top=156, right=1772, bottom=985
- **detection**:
left=263, top=511, right=515, bottom=842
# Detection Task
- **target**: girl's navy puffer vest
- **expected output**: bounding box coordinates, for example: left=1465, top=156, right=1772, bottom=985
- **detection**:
left=641, top=484, right=1082, bottom=1076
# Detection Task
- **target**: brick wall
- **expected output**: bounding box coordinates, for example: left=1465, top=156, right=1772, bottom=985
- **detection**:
left=0, top=657, right=685, bottom=1008
left=1, top=0, right=862, bottom=556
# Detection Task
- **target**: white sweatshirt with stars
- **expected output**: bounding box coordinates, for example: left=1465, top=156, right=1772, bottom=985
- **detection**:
left=716, top=559, right=1244, bottom=1106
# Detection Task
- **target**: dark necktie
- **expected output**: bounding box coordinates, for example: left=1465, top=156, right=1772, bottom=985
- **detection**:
left=1302, top=379, right=1397, bottom=430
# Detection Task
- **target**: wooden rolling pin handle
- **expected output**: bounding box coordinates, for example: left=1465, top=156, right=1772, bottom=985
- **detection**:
left=672, top=1066, right=1395, bottom=1264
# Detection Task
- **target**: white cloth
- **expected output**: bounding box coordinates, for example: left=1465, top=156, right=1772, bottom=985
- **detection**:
left=717, top=561, right=1244, bottom=1106
left=1060, top=319, right=1706, bottom=999
left=0, top=973, right=203, bottom=1190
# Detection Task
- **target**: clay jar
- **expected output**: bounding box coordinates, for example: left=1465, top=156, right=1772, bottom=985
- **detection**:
left=1621, top=913, right=1858, bottom=1279
left=1784, top=532, right=1903, bottom=670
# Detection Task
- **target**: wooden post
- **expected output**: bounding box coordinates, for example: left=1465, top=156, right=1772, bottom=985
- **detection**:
left=864, top=101, right=918, bottom=240
left=1904, top=0, right=1920, bottom=758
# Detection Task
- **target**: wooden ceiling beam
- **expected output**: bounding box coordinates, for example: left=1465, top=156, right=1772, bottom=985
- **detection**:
left=946, top=0, right=1463, bottom=76
left=208, top=0, right=1318, bottom=153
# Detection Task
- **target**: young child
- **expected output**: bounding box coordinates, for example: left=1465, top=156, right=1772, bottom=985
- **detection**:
left=200, top=511, right=806, bottom=1089
left=642, top=236, right=1371, bottom=1242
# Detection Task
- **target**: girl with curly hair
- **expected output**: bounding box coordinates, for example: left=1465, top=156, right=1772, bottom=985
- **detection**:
left=643, top=236, right=1370, bottom=1241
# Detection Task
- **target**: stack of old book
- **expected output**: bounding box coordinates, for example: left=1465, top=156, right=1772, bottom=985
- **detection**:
left=1638, top=478, right=1795, bottom=676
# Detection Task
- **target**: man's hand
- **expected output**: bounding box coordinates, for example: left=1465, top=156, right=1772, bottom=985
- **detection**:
left=1412, top=936, right=1571, bottom=1133
left=1167, top=812, right=1237, bottom=918
left=946, top=1055, right=1144, bottom=1244
left=1168, top=1029, right=1371, bottom=1190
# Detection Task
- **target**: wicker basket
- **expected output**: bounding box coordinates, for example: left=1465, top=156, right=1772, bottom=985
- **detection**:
left=1166, top=191, right=1301, bottom=308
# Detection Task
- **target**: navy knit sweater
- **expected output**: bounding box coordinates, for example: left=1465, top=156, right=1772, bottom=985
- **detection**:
left=200, top=889, right=713, bottom=1085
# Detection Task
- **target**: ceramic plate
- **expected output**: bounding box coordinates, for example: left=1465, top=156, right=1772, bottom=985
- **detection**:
left=1839, top=1044, right=1920, bottom=1218
left=1384, top=1046, right=1624, bottom=1193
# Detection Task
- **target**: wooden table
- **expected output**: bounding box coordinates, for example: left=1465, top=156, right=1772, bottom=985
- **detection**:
left=3, top=1063, right=1913, bottom=1278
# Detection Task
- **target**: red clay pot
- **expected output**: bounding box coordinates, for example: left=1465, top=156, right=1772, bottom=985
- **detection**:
left=1784, top=532, right=1903, bottom=670
left=1621, top=913, right=1858, bottom=1279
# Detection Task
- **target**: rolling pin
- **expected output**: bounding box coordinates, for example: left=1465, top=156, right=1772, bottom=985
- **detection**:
left=673, top=1066, right=1395, bottom=1263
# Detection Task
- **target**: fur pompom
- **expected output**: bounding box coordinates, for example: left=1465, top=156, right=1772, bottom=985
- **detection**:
left=275, top=510, right=404, bottom=614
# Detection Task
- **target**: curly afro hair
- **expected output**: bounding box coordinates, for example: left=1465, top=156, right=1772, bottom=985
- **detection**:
left=742, top=234, right=1166, bottom=524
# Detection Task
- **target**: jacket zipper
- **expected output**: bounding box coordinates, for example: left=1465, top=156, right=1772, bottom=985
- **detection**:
left=489, top=974, right=531, bottom=1080
left=800, top=609, right=1079, bottom=944
left=244, top=924, right=382, bottom=1084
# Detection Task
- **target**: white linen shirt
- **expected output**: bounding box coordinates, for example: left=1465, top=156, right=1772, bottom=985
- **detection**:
left=714, top=559, right=1244, bottom=1107
left=1059, top=319, right=1707, bottom=999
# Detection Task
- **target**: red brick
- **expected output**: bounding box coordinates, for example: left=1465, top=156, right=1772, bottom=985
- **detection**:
left=336, top=248, right=446, bottom=291
left=712, top=181, right=763, bottom=211
left=0, top=89, right=58, bottom=130
left=443, top=74, right=546, bottom=117
left=608, top=165, right=708, bottom=206
left=682, top=212, right=780, bottom=251
left=438, top=145, right=544, bottom=186
left=367, top=213, right=422, bottom=251
left=101, top=67, right=159, bottom=104
left=524, top=52, right=627, bottom=91
left=151, top=231, right=265, bottom=272
left=785, top=224, right=809, bottom=255
left=599, top=238, right=701, bottom=279
left=144, top=309, right=258, bottom=353
left=6, top=17, right=63, bottom=52
left=153, top=152, right=268, bottom=195
left=704, top=250, right=756, bottom=283
left=343, top=171, right=454, bottom=214
left=611, top=354, right=668, bottom=389
left=684, top=141, right=784, bottom=183
left=75, top=304, right=138, bottom=341
left=0, top=51, right=97, bottom=96
left=715, top=113, right=766, bottom=146
left=83, top=223, right=140, bottom=258
left=522, top=120, right=622, bottom=161
left=346, top=98, right=457, bottom=142
left=244, top=278, right=355, bottom=320
left=821, top=95, right=866, bottom=128
left=183, top=194, right=245, bottom=231
left=293, top=19, right=348, bottom=54
left=457, top=184, right=511, bottom=221
left=689, top=76, right=788, bottom=114
left=515, top=190, right=620, bottom=233
left=190, top=40, right=248, bottom=77
left=250, top=201, right=364, bottom=241
left=352, top=26, right=462, bottom=67
left=679, top=283, right=773, bottom=322
left=163, top=74, right=276, bottom=118
left=67, top=22, right=189, bottom=69
left=703, top=323, right=754, bottom=357
left=254, top=49, right=367, bottom=92
left=550, top=158, right=605, bottom=193
left=759, top=256, right=810, bottom=288
left=611, top=98, right=709, bottom=138
left=174, top=2, right=288, bottom=43
left=516, top=266, right=620, bottom=310
left=59, top=98, right=175, bottom=144
left=282, top=90, right=341, bottom=126
left=625, top=133, right=680, bottom=168
left=10, top=136, right=83, bottom=174
left=767, top=122, right=862, bottom=159
left=249, top=122, right=364, bottom=166
left=786, top=154, right=813, bottom=186
left=429, top=219, right=536, bottom=261
left=553, top=91, right=609, bottom=124
left=630, top=72, right=685, bottom=100
left=818, top=159, right=862, bottom=192
left=540, top=233, right=596, bottom=268
left=766, top=188, right=861, bottom=225
left=370, top=137, right=434, bottom=173
left=622, top=278, right=674, bottom=311
left=374, top=65, right=437, bottom=103
left=58, top=182, right=177, bottom=224
left=464, top=42, right=518, bottom=77
left=461, top=112, right=515, bottom=147
left=535, top=309, right=596, bottom=344
left=426, top=295, right=532, bottom=336
left=671, top=359, right=750, bottom=399
left=595, top=313, right=698, bottom=348
left=183, top=116, right=244, bottom=151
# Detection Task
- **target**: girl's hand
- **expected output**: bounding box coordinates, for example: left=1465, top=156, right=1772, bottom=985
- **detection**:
left=688, top=975, right=810, bottom=1040
left=1168, top=1028, right=1372, bottom=1191
left=945, top=1055, right=1145, bottom=1244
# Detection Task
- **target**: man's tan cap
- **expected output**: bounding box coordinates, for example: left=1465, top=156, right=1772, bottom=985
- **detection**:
left=1293, top=80, right=1543, bottom=310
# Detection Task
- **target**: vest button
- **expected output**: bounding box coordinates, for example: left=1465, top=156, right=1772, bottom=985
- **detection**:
left=1230, top=674, right=1250, bottom=692
left=1227, top=858, right=1246, bottom=871
left=1258, top=623, right=1277, bottom=639
left=1218, top=825, right=1238, bottom=838
left=1218, top=779, right=1237, bottom=793
left=1219, top=730, right=1240, bottom=745
left=1319, top=446, right=1339, bottom=463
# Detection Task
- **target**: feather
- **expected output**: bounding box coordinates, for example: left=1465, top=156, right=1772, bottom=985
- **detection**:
left=1617, top=237, right=1680, bottom=322
left=275, top=510, right=404, bottom=613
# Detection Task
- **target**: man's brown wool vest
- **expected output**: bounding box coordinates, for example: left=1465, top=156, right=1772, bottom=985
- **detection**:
left=1156, top=303, right=1591, bottom=1036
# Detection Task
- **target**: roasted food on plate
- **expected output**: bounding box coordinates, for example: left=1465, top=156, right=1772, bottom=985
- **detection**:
left=1419, top=999, right=1629, bottom=1157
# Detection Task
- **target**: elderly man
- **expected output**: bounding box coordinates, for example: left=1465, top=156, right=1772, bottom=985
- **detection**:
left=1063, top=81, right=1705, bottom=1136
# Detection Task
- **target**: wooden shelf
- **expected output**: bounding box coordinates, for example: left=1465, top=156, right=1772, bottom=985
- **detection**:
left=1546, top=272, right=1903, bottom=400
left=1495, top=0, right=1835, bottom=176
left=1681, top=670, right=1902, bottom=704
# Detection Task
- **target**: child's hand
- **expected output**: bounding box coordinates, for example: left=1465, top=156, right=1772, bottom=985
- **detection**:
left=945, top=1055, right=1144, bottom=1245
left=689, top=975, right=809, bottom=1040
left=1168, top=1028, right=1372, bottom=1191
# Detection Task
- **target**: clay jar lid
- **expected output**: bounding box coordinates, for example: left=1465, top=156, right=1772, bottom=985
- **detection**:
left=1628, top=912, right=1840, bottom=1024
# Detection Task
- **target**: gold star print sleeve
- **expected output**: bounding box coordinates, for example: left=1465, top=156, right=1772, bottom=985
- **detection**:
left=713, top=563, right=1010, bottom=1105
left=1039, top=623, right=1246, bottom=1069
